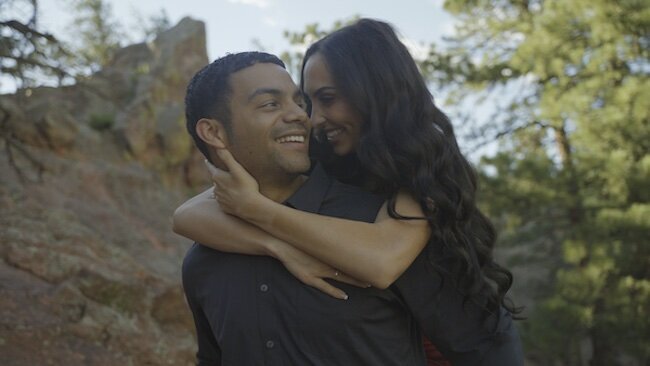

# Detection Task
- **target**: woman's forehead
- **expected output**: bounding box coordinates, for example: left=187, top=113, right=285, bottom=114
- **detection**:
left=303, top=54, right=334, bottom=95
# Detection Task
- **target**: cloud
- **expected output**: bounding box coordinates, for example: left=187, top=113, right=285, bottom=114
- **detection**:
left=400, top=37, right=431, bottom=62
left=227, top=0, right=271, bottom=9
left=262, top=16, right=279, bottom=27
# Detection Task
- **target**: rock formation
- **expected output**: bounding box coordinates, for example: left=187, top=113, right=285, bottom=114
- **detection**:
left=0, top=17, right=209, bottom=365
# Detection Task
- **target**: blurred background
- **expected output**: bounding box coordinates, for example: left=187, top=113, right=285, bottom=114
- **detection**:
left=0, top=0, right=648, bottom=365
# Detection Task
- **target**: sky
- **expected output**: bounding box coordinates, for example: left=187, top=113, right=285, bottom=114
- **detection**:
left=35, top=0, right=455, bottom=69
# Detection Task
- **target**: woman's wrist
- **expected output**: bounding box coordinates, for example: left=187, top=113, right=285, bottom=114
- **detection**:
left=238, top=192, right=275, bottom=225
left=263, top=236, right=293, bottom=260
left=237, top=192, right=269, bottom=223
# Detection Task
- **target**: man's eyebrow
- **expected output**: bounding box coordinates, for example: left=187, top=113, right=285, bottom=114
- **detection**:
left=247, top=88, right=282, bottom=102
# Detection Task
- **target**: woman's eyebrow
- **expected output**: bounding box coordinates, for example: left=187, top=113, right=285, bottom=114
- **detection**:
left=312, top=86, right=335, bottom=98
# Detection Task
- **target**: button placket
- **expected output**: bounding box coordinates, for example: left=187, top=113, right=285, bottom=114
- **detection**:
left=255, top=261, right=280, bottom=361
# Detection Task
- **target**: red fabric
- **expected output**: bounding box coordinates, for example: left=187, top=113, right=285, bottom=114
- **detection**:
left=423, top=336, right=451, bottom=366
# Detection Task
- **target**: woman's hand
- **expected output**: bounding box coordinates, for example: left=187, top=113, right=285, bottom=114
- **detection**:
left=205, top=149, right=262, bottom=218
left=273, top=242, right=370, bottom=300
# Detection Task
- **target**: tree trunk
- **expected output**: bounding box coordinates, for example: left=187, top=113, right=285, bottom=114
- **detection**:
left=553, top=122, right=582, bottom=225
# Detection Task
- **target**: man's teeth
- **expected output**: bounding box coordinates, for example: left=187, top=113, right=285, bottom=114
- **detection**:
left=276, top=135, right=305, bottom=143
left=326, top=128, right=343, bottom=140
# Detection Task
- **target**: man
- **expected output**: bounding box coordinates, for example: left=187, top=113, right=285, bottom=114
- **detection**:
left=181, top=52, right=426, bottom=365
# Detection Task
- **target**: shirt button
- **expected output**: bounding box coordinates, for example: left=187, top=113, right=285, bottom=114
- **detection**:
left=266, top=340, right=274, bottom=349
left=260, top=284, right=269, bottom=292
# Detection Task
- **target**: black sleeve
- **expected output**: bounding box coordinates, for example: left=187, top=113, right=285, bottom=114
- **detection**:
left=391, top=249, right=524, bottom=366
left=185, top=293, right=222, bottom=366
left=183, top=246, right=222, bottom=366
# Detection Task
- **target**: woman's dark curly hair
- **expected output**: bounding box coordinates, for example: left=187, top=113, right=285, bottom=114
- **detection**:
left=302, top=18, right=520, bottom=316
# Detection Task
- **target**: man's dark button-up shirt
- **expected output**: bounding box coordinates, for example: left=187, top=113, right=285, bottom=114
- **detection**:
left=182, top=164, right=426, bottom=365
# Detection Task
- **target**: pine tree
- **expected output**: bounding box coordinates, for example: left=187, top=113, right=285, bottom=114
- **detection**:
left=68, top=0, right=123, bottom=72
left=1, top=0, right=71, bottom=88
left=422, top=1, right=649, bottom=364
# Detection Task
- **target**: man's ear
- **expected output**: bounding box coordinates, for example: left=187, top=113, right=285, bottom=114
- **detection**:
left=196, top=118, right=229, bottom=149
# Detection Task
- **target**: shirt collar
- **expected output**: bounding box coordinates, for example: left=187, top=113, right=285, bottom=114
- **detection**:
left=284, top=163, right=332, bottom=214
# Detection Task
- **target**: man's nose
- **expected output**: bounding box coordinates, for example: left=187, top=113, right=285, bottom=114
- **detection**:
left=285, top=102, right=309, bottom=125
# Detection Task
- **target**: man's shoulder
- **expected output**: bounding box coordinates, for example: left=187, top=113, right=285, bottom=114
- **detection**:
left=310, top=162, right=384, bottom=202
left=181, top=243, right=231, bottom=273
left=182, top=243, right=212, bottom=270
left=329, top=179, right=383, bottom=202
left=321, top=178, right=386, bottom=223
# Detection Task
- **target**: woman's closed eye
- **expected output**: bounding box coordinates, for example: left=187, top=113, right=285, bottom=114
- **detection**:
left=318, top=94, right=335, bottom=105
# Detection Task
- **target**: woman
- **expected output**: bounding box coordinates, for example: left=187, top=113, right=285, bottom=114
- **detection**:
left=175, top=19, right=523, bottom=365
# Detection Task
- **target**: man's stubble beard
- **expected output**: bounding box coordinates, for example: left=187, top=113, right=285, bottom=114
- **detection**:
left=269, top=149, right=311, bottom=177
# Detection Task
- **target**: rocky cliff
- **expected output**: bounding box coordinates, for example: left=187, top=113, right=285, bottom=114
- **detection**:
left=0, top=17, right=209, bottom=365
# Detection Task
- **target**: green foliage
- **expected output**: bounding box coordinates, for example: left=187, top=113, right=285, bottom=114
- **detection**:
left=68, top=0, right=123, bottom=72
left=89, top=112, right=114, bottom=131
left=429, top=0, right=649, bottom=364
left=0, top=0, right=72, bottom=88
left=63, top=1, right=172, bottom=74
left=2, top=0, right=173, bottom=90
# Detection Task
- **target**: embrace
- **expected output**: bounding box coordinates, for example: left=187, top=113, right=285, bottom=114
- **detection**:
left=175, top=18, right=524, bottom=366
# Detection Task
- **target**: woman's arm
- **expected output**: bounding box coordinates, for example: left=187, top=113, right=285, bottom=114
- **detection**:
left=238, top=190, right=429, bottom=289
left=211, top=150, right=431, bottom=289
left=174, top=188, right=277, bottom=256
left=173, top=188, right=365, bottom=299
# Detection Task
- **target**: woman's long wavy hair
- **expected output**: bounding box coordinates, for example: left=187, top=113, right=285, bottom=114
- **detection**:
left=302, top=19, right=519, bottom=316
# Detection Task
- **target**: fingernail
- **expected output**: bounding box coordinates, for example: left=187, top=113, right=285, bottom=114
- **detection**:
left=342, top=294, right=349, bottom=300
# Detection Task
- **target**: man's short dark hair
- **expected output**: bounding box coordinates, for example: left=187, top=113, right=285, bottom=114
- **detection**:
left=185, top=52, right=285, bottom=160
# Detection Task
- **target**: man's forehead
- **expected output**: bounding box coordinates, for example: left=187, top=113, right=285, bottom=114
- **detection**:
left=230, top=63, right=298, bottom=97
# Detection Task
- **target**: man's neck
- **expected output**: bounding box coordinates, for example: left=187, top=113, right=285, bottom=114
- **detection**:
left=258, top=174, right=308, bottom=203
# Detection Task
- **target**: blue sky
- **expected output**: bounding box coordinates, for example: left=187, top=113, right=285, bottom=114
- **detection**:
left=4, top=0, right=455, bottom=95
left=36, top=0, right=455, bottom=65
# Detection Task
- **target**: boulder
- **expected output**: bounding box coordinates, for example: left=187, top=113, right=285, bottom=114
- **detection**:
left=0, top=17, right=208, bottom=365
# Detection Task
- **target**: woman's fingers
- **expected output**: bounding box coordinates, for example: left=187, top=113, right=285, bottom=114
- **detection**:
left=215, top=148, right=244, bottom=175
left=331, top=272, right=372, bottom=288
left=208, top=150, right=260, bottom=194
left=204, top=159, right=231, bottom=182
left=203, top=159, right=219, bottom=176
left=204, top=150, right=239, bottom=178
left=309, top=279, right=349, bottom=300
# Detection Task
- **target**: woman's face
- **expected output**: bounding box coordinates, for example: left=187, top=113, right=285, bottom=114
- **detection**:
left=302, top=53, right=364, bottom=156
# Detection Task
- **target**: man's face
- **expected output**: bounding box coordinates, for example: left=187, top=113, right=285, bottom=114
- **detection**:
left=226, top=63, right=311, bottom=180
